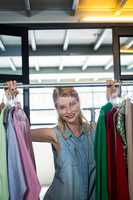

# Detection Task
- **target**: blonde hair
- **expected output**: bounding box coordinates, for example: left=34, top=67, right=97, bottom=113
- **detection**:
left=53, top=87, right=90, bottom=132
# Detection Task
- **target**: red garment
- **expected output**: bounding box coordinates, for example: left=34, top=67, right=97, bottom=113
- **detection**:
left=114, top=112, right=129, bottom=200
left=106, top=108, right=117, bottom=200
left=106, top=108, right=129, bottom=200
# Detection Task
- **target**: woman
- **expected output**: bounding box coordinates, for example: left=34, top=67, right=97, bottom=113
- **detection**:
left=31, top=87, right=96, bottom=200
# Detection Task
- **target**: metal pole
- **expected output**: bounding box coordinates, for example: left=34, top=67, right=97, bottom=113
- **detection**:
left=0, top=81, right=133, bottom=89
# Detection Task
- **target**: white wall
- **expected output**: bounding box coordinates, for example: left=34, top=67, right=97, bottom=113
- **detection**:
left=33, top=142, right=55, bottom=186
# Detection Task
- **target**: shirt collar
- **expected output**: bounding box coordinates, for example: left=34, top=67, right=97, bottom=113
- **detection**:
left=63, top=123, right=87, bottom=140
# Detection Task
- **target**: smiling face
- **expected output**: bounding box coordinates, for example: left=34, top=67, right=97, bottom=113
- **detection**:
left=56, top=96, right=80, bottom=125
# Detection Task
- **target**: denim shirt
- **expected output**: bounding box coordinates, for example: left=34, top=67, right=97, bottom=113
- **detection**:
left=44, top=124, right=96, bottom=200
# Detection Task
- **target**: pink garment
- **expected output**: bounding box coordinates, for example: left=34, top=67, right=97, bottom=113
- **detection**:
left=13, top=107, right=41, bottom=200
left=14, top=107, right=36, bottom=168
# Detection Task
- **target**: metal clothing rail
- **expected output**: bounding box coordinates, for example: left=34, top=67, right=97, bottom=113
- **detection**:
left=0, top=81, right=133, bottom=88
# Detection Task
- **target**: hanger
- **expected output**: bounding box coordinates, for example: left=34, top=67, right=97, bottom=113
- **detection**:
left=4, top=80, right=19, bottom=107
left=106, top=79, right=122, bottom=106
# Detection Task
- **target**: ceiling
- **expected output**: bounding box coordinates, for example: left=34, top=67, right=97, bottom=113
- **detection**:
left=0, top=0, right=133, bottom=23
left=0, top=0, right=133, bottom=83
left=79, top=0, right=133, bottom=17
left=0, top=28, right=133, bottom=83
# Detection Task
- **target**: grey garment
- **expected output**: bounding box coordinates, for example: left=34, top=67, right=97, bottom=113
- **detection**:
left=125, top=99, right=133, bottom=200
left=44, top=126, right=96, bottom=200
left=6, top=107, right=27, bottom=200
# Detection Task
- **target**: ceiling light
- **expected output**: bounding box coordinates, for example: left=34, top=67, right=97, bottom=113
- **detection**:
left=127, top=63, right=133, bottom=70
left=105, top=60, right=113, bottom=70
left=75, top=77, right=80, bottom=82
left=94, top=29, right=107, bottom=51
left=8, top=57, right=16, bottom=71
left=57, top=78, right=60, bottom=82
left=82, top=56, right=90, bottom=71
left=126, top=40, right=133, bottom=49
left=72, top=0, right=79, bottom=11
left=63, top=30, right=69, bottom=51
left=59, top=57, right=64, bottom=71
left=0, top=39, right=6, bottom=51
left=30, top=30, right=36, bottom=51
left=93, top=77, right=98, bottom=81
left=35, top=58, right=39, bottom=71
left=120, top=48, right=133, bottom=53
left=38, top=79, right=42, bottom=83
left=114, top=10, right=121, bottom=16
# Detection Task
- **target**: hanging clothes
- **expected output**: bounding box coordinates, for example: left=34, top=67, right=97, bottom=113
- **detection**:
left=116, top=100, right=128, bottom=162
left=106, top=107, right=129, bottom=200
left=95, top=102, right=112, bottom=200
left=0, top=104, right=41, bottom=200
left=6, top=106, right=27, bottom=200
left=95, top=100, right=130, bottom=200
left=14, top=106, right=36, bottom=168
left=13, top=107, right=41, bottom=200
left=125, top=99, right=133, bottom=200
left=0, top=80, right=41, bottom=200
left=106, top=107, right=117, bottom=200
left=114, top=110, right=129, bottom=200
left=0, top=107, right=9, bottom=200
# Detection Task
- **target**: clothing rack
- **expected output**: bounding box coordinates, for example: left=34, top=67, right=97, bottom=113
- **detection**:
left=0, top=81, right=133, bottom=88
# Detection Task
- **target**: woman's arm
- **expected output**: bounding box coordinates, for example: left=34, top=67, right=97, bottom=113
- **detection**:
left=31, top=128, right=58, bottom=144
left=31, top=128, right=60, bottom=152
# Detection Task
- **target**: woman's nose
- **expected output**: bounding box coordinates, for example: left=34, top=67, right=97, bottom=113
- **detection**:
left=66, top=107, right=72, bottom=114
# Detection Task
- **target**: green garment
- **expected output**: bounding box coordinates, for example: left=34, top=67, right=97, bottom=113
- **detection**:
left=117, top=100, right=127, bottom=156
left=0, top=107, right=9, bottom=200
left=95, top=102, right=113, bottom=200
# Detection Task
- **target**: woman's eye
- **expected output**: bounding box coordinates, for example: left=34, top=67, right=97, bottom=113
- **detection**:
left=59, top=105, right=65, bottom=110
left=71, top=101, right=76, bottom=106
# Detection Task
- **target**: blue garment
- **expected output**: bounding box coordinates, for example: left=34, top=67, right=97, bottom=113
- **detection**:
left=6, top=107, right=27, bottom=200
left=44, top=125, right=96, bottom=200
